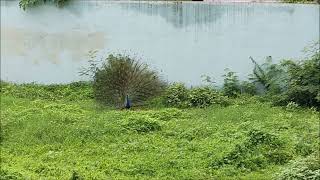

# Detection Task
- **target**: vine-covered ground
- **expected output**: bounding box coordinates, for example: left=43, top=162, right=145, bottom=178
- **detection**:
left=1, top=83, right=319, bottom=179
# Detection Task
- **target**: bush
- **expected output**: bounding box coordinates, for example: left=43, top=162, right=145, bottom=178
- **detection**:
left=276, top=153, right=320, bottom=180
left=240, top=81, right=257, bottom=95
left=280, top=54, right=320, bottom=108
left=222, top=69, right=241, bottom=97
left=283, top=0, right=316, bottom=3
left=211, top=129, right=292, bottom=171
left=249, top=56, right=286, bottom=95
left=164, top=83, right=189, bottom=108
left=248, top=44, right=320, bottom=109
left=164, top=84, right=229, bottom=108
left=90, top=54, right=166, bottom=108
left=188, top=87, right=218, bottom=108
left=19, top=0, right=70, bottom=10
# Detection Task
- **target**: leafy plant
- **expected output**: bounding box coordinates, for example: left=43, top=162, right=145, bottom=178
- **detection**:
left=249, top=56, right=286, bottom=94
left=239, top=81, right=257, bottom=95
left=164, top=84, right=229, bottom=108
left=222, top=69, right=241, bottom=97
left=276, top=153, right=320, bottom=180
left=164, top=83, right=189, bottom=108
left=85, top=53, right=166, bottom=108
left=188, top=86, right=218, bottom=108
left=19, top=0, right=70, bottom=10
left=211, top=129, right=292, bottom=171
left=280, top=54, right=320, bottom=108
left=283, top=0, right=316, bottom=3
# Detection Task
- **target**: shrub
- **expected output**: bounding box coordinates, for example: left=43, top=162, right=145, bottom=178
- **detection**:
left=19, top=0, right=70, bottom=10
left=294, top=140, right=314, bottom=157
left=188, top=86, right=218, bottom=108
left=280, top=54, right=320, bottom=108
left=240, top=81, right=257, bottom=95
left=276, top=153, right=320, bottom=180
left=211, top=129, right=292, bottom=171
left=90, top=54, right=166, bottom=108
left=283, top=0, right=316, bottom=3
left=222, top=69, right=241, bottom=97
left=164, top=84, right=230, bottom=108
left=164, top=83, right=189, bottom=108
left=249, top=56, right=286, bottom=94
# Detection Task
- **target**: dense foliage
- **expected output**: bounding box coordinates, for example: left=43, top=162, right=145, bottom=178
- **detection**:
left=277, top=154, right=320, bottom=180
left=249, top=56, right=285, bottom=94
left=164, top=83, right=189, bottom=108
left=19, top=0, right=70, bottom=10
left=1, top=81, right=93, bottom=101
left=222, top=69, right=241, bottom=97
left=243, top=44, right=319, bottom=109
left=279, top=54, right=320, bottom=108
left=87, top=54, right=166, bottom=108
left=1, top=84, right=319, bottom=179
left=283, top=0, right=318, bottom=3
left=212, top=129, right=293, bottom=171
left=164, top=83, right=229, bottom=108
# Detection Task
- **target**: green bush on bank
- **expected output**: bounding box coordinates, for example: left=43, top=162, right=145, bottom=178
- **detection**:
left=164, top=83, right=230, bottom=108
left=246, top=44, right=320, bottom=109
left=2, top=42, right=319, bottom=111
left=211, top=129, right=293, bottom=171
left=283, top=0, right=317, bottom=3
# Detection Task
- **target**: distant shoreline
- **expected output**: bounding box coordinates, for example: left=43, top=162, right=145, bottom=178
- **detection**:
left=73, top=0, right=319, bottom=5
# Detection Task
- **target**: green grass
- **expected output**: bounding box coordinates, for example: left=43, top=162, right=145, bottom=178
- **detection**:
left=1, top=82, right=319, bottom=179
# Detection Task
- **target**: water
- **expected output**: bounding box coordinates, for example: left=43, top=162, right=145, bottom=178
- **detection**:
left=1, top=1, right=319, bottom=85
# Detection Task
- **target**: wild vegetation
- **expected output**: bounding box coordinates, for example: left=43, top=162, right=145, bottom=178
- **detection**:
left=1, top=83, right=319, bottom=179
left=247, top=42, right=320, bottom=109
left=19, top=0, right=70, bottom=10
left=1, top=44, right=319, bottom=179
left=283, top=0, right=318, bottom=3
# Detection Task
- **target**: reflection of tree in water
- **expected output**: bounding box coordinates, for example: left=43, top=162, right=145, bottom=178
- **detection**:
left=120, top=3, right=228, bottom=29
left=119, top=3, right=296, bottom=29
left=1, top=1, right=296, bottom=29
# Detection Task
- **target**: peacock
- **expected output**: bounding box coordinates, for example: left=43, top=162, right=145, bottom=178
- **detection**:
left=125, top=95, right=131, bottom=109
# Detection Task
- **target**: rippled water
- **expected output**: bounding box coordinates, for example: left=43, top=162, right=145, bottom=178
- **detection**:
left=1, top=1, right=319, bottom=85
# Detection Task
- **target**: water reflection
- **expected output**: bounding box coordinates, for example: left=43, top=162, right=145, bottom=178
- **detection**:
left=118, top=2, right=296, bottom=29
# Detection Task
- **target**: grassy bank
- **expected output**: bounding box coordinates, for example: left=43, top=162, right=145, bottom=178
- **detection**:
left=1, top=82, right=319, bottom=179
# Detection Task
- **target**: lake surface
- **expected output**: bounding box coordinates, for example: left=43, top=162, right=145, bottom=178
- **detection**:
left=1, top=1, right=319, bottom=85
